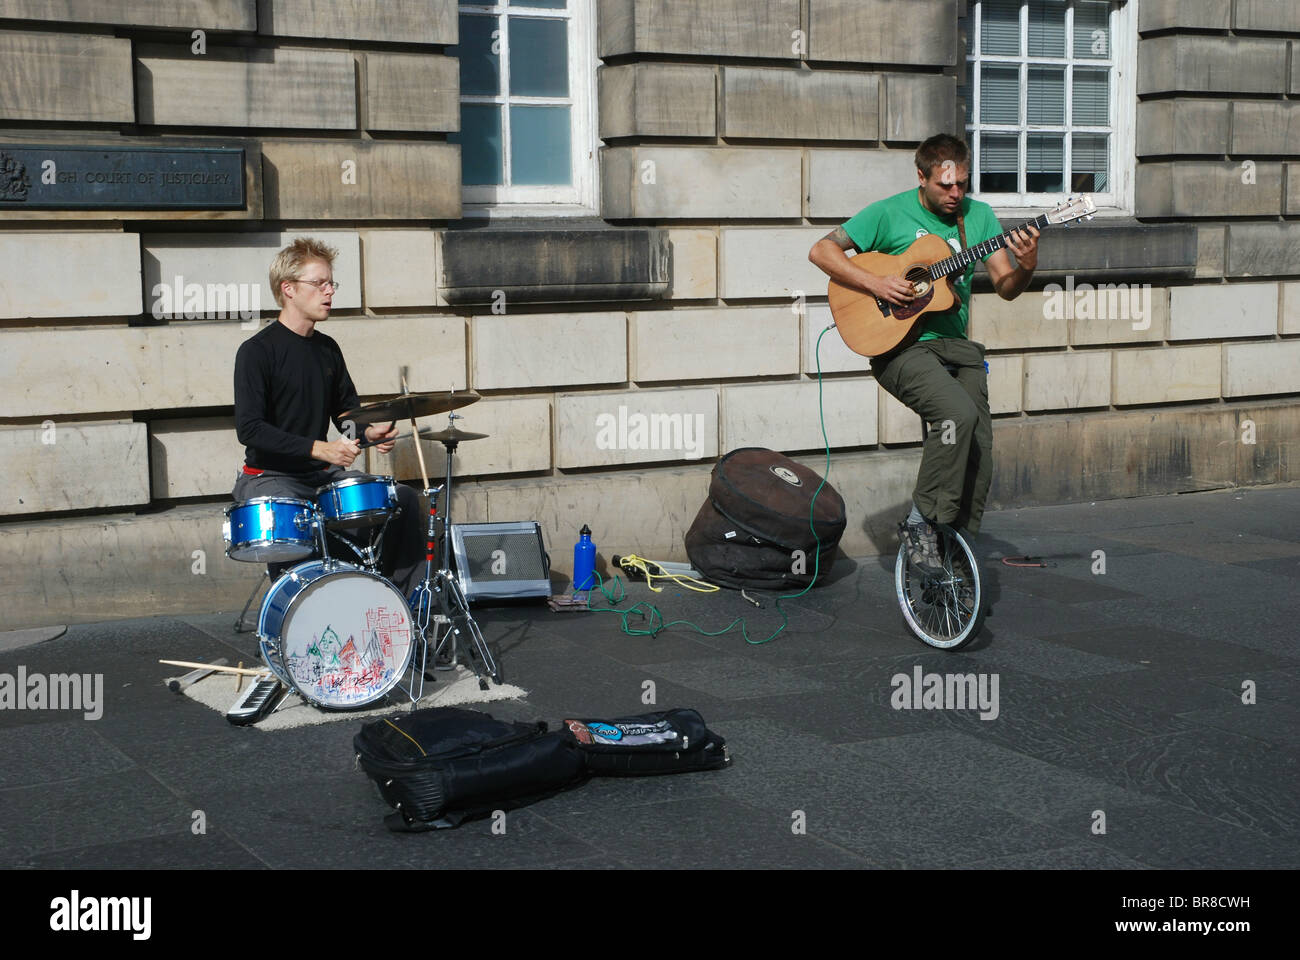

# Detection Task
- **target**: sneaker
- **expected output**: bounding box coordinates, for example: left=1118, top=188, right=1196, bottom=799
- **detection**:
left=899, top=519, right=944, bottom=576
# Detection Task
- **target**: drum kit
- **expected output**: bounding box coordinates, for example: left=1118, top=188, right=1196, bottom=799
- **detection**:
left=222, top=388, right=502, bottom=717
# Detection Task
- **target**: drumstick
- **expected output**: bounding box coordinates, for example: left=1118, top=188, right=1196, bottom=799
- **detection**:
left=166, top=658, right=229, bottom=693
left=400, top=368, right=432, bottom=493
left=356, top=429, right=429, bottom=450
left=159, top=659, right=271, bottom=677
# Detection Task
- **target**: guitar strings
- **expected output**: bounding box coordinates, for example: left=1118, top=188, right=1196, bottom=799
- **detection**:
left=929, top=213, right=1051, bottom=280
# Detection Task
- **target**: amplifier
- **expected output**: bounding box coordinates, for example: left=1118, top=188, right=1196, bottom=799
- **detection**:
left=450, top=521, right=551, bottom=601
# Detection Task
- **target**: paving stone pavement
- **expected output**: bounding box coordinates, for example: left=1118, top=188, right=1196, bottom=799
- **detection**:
left=2, top=485, right=1297, bottom=870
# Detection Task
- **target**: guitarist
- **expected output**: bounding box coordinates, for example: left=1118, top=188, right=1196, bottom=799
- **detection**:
left=808, top=134, right=1039, bottom=573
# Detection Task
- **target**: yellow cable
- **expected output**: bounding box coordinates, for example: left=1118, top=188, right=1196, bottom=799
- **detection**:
left=617, top=554, right=720, bottom=594
left=383, top=717, right=427, bottom=756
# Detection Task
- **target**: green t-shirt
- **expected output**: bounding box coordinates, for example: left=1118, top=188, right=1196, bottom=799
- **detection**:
left=841, top=189, right=1002, bottom=341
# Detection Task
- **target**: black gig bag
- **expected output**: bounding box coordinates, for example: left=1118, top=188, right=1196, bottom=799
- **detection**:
left=354, top=706, right=588, bottom=831
left=685, top=447, right=846, bottom=590
left=562, top=709, right=730, bottom=776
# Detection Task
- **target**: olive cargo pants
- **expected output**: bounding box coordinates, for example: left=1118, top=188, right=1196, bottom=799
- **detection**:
left=871, top=337, right=993, bottom=535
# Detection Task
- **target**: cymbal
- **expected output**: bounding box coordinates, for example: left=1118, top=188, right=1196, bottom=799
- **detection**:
left=422, top=426, right=489, bottom=445
left=342, top=390, right=480, bottom=427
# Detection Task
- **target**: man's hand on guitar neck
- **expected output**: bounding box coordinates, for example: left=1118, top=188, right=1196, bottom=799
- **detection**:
left=987, top=224, right=1040, bottom=301
left=809, top=227, right=916, bottom=307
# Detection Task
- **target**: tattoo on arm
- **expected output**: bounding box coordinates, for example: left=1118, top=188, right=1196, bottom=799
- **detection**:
left=822, top=226, right=858, bottom=253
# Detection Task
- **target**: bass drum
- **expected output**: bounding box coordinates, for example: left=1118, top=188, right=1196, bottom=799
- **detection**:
left=257, top=559, right=415, bottom=709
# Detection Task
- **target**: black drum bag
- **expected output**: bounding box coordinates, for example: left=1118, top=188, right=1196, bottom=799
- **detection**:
left=561, top=709, right=729, bottom=776
left=354, top=706, right=588, bottom=831
left=685, top=447, right=845, bottom=591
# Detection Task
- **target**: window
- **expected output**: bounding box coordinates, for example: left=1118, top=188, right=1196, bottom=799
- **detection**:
left=449, top=0, right=598, bottom=215
left=963, top=0, right=1135, bottom=212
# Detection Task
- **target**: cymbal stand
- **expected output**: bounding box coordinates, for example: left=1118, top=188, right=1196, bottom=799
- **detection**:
left=405, top=414, right=503, bottom=700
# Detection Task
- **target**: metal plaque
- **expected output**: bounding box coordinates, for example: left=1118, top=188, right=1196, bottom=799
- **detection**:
left=0, top=145, right=245, bottom=210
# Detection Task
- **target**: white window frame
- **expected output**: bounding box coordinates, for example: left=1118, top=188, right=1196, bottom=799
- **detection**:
left=457, top=0, right=600, bottom=218
left=964, top=0, right=1136, bottom=216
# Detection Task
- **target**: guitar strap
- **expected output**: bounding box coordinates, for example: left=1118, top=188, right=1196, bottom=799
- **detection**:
left=956, top=212, right=967, bottom=253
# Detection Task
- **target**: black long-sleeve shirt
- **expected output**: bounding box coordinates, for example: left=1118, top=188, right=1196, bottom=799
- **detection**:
left=233, top=321, right=359, bottom=473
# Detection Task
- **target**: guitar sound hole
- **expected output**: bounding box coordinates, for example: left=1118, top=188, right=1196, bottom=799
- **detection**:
left=906, top=267, right=931, bottom=297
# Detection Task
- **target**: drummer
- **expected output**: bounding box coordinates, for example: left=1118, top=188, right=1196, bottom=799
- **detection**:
left=232, top=237, right=424, bottom=594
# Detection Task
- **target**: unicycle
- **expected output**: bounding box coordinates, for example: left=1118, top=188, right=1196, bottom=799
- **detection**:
left=895, top=522, right=984, bottom=649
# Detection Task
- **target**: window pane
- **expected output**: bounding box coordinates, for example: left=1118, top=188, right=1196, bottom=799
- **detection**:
left=981, top=0, right=1020, bottom=55
left=1073, top=67, right=1109, bottom=125
left=1027, top=65, right=1064, bottom=123
left=1072, top=133, right=1108, bottom=190
left=980, top=132, right=1019, bottom=192
left=981, top=64, right=1020, bottom=123
left=510, top=17, right=568, bottom=97
left=1027, top=0, right=1065, bottom=57
left=964, top=59, right=974, bottom=126
left=454, top=104, right=503, bottom=185
left=511, top=105, right=571, bottom=185
left=456, top=15, right=501, bottom=97
left=1027, top=133, right=1063, bottom=192
left=510, top=0, right=566, bottom=7
left=1074, top=0, right=1111, bottom=60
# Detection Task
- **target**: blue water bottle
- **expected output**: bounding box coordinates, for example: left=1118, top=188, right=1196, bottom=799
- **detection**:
left=573, top=524, right=596, bottom=593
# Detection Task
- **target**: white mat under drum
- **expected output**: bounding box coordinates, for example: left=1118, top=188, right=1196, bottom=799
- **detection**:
left=182, top=667, right=527, bottom=731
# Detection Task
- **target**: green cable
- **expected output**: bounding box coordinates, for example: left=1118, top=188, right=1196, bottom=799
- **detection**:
left=584, top=324, right=838, bottom=645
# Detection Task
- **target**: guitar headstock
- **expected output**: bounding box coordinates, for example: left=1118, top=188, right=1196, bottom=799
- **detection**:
left=1045, top=195, right=1097, bottom=226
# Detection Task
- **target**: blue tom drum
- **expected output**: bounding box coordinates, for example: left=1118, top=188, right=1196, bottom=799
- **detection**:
left=316, top=475, right=400, bottom=529
left=223, top=497, right=318, bottom=563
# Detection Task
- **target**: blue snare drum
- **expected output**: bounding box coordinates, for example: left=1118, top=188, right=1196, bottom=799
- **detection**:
left=223, top=498, right=317, bottom=563
left=257, top=559, right=414, bottom=709
left=316, top=475, right=399, bottom=529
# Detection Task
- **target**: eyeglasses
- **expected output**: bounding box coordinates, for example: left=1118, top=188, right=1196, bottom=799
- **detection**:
left=295, top=278, right=341, bottom=292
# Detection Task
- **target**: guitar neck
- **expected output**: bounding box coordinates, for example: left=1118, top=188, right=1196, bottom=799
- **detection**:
left=929, top=213, right=1051, bottom=280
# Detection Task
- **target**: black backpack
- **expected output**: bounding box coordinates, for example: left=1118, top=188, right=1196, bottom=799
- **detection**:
left=355, top=706, right=731, bottom=831
left=685, top=447, right=845, bottom=590
left=354, top=707, right=588, bottom=831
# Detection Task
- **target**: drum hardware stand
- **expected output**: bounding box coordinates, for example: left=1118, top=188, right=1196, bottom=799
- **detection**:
left=402, top=411, right=503, bottom=702
left=234, top=570, right=270, bottom=633
left=321, top=509, right=397, bottom=574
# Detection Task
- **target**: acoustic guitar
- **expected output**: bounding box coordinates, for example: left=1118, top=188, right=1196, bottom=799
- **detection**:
left=828, top=195, right=1096, bottom=358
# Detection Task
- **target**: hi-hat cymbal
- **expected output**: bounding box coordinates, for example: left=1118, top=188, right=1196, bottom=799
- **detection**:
left=342, top=390, right=480, bottom=427
left=422, top=426, right=489, bottom=445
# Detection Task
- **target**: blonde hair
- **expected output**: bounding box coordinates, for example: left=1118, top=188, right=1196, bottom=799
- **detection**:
left=269, top=237, right=338, bottom=307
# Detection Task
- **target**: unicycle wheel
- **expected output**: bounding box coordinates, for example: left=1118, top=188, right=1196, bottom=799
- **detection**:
left=895, top=523, right=984, bottom=650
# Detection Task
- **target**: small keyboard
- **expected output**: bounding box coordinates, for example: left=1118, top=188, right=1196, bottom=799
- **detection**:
left=226, top=676, right=284, bottom=726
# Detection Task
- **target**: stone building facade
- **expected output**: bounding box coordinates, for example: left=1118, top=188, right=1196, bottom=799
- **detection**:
left=1, top=0, right=1297, bottom=627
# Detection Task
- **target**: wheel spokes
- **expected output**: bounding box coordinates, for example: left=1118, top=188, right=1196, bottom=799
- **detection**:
left=898, top=526, right=981, bottom=647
